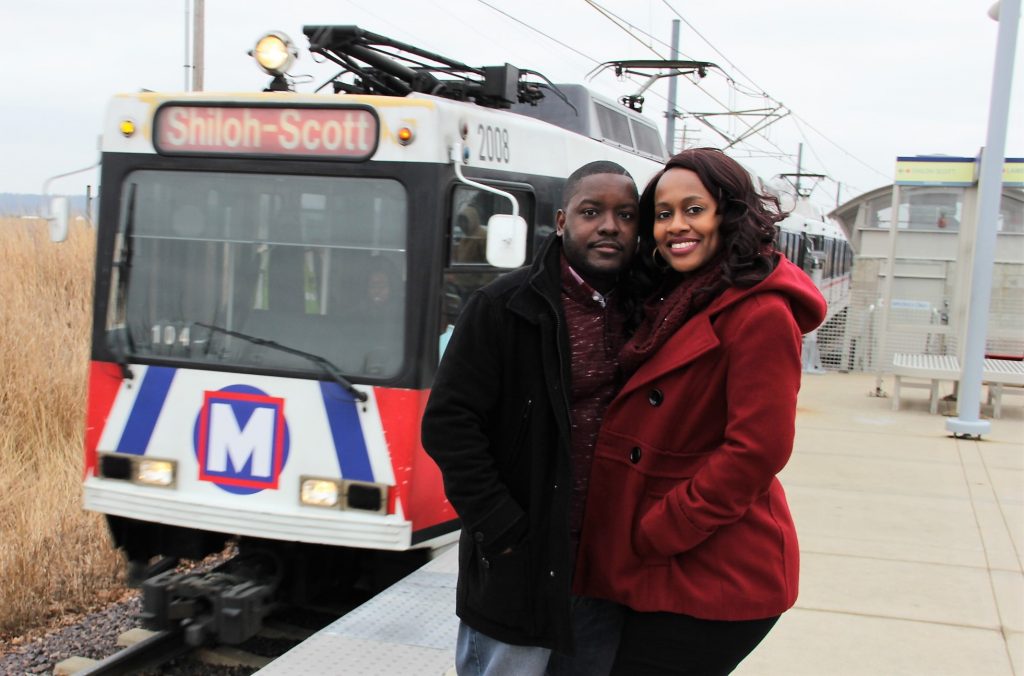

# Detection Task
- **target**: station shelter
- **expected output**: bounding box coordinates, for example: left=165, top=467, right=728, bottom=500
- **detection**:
left=828, top=156, right=1024, bottom=374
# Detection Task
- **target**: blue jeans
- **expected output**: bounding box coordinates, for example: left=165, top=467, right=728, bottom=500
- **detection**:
left=456, top=597, right=624, bottom=676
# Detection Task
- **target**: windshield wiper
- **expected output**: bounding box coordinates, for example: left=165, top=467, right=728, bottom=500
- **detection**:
left=109, top=183, right=138, bottom=380
left=195, top=322, right=368, bottom=403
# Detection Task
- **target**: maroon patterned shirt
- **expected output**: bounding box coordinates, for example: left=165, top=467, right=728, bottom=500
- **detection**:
left=560, top=255, right=627, bottom=558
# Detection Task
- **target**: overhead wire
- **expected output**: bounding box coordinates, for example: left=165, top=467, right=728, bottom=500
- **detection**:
left=581, top=0, right=794, bottom=158
left=659, top=0, right=886, bottom=186
left=659, top=0, right=775, bottom=100
left=474, top=0, right=602, bottom=66
left=473, top=0, right=862, bottom=187
left=792, top=112, right=892, bottom=182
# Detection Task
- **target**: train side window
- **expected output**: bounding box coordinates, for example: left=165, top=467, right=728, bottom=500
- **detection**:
left=629, top=118, right=665, bottom=158
left=441, top=186, right=535, bottom=359
left=594, top=103, right=633, bottom=148
left=448, top=186, right=534, bottom=266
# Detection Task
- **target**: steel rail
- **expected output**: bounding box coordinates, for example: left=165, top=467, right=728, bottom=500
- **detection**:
left=77, top=628, right=189, bottom=676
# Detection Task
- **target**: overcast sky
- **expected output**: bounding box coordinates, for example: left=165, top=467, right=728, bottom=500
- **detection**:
left=4, top=0, right=1021, bottom=209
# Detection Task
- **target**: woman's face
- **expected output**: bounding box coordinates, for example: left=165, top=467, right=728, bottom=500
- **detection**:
left=652, top=168, right=723, bottom=275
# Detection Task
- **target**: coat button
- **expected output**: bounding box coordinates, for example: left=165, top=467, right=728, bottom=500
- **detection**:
left=474, top=531, right=484, bottom=543
left=648, top=388, right=664, bottom=406
left=629, top=447, right=642, bottom=464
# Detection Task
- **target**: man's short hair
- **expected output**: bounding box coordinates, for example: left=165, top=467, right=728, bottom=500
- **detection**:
left=562, top=161, right=636, bottom=208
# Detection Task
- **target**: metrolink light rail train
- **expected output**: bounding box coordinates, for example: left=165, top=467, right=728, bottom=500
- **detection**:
left=776, top=205, right=853, bottom=323
left=80, top=25, right=851, bottom=645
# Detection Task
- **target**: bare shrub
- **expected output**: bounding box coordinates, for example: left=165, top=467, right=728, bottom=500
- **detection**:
left=0, top=218, right=125, bottom=637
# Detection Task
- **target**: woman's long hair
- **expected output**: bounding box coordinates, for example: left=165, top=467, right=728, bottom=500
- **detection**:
left=625, top=148, right=784, bottom=326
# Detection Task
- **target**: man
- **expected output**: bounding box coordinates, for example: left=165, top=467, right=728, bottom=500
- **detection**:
left=421, top=161, right=639, bottom=675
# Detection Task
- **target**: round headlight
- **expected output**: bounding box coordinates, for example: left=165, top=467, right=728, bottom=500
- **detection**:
left=250, top=31, right=297, bottom=76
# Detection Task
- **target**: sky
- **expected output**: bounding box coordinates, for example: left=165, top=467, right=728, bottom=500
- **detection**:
left=4, top=0, right=1022, bottom=211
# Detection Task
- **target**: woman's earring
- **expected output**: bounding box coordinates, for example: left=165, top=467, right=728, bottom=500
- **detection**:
left=652, top=247, right=669, bottom=270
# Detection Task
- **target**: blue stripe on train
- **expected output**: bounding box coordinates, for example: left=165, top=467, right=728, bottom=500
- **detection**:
left=116, top=366, right=176, bottom=455
left=320, top=382, right=374, bottom=482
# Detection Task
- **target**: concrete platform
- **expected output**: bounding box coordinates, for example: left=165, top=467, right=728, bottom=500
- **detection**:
left=259, top=372, right=1023, bottom=675
left=736, top=372, right=1023, bottom=676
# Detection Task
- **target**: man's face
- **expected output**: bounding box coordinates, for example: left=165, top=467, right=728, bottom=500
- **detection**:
left=556, top=173, right=638, bottom=289
left=368, top=271, right=390, bottom=303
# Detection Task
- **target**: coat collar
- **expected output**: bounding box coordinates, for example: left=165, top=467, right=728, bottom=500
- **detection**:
left=623, top=278, right=753, bottom=392
left=619, top=310, right=720, bottom=398
left=507, top=233, right=562, bottom=321
left=617, top=256, right=826, bottom=397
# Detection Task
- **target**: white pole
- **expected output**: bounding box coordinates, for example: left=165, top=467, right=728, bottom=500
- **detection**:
left=873, top=182, right=900, bottom=396
left=946, top=0, right=1020, bottom=438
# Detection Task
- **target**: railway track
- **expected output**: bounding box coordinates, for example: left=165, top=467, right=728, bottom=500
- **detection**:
left=27, top=543, right=428, bottom=675
left=58, top=614, right=328, bottom=675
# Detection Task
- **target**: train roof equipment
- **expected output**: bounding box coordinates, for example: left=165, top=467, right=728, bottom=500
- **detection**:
left=294, top=25, right=551, bottom=109
left=249, top=26, right=669, bottom=163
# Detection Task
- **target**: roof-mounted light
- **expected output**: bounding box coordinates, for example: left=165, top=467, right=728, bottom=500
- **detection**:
left=250, top=31, right=297, bottom=76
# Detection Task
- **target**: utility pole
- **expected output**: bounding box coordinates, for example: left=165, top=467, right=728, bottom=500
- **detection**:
left=778, top=144, right=825, bottom=200
left=664, top=19, right=681, bottom=154
left=795, top=142, right=804, bottom=197
left=192, top=0, right=205, bottom=91
left=183, top=0, right=191, bottom=90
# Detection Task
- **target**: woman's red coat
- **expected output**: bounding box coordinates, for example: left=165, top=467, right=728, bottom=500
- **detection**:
left=574, top=257, right=827, bottom=620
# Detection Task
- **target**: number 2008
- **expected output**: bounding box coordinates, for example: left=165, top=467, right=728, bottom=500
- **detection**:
left=477, top=125, right=510, bottom=163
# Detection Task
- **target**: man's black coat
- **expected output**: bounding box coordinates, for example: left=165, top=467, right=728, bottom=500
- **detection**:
left=422, top=234, right=575, bottom=652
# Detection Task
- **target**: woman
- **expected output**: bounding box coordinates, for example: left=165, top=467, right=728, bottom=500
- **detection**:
left=574, top=148, right=827, bottom=675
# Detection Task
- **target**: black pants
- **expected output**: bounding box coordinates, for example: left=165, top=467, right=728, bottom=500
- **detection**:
left=610, top=610, right=780, bottom=676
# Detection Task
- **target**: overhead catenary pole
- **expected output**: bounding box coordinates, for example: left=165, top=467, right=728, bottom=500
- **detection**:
left=664, top=19, right=681, bottom=154
left=192, top=0, right=205, bottom=91
left=183, top=0, right=191, bottom=90
left=796, top=143, right=804, bottom=196
left=946, top=0, right=1021, bottom=438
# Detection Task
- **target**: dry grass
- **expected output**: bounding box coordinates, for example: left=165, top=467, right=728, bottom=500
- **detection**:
left=0, top=217, right=125, bottom=638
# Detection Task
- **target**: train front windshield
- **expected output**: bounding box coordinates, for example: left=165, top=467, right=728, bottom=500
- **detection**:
left=108, top=170, right=408, bottom=379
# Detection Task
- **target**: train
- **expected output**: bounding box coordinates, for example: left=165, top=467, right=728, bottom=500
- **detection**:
left=80, top=25, right=851, bottom=644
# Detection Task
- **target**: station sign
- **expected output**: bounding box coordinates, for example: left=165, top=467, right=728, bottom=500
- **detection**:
left=1004, top=158, right=1024, bottom=187
left=896, top=155, right=1024, bottom=187
left=894, top=156, right=975, bottom=186
left=154, top=104, right=379, bottom=160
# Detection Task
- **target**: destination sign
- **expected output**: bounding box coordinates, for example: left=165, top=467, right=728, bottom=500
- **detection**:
left=154, top=105, right=378, bottom=159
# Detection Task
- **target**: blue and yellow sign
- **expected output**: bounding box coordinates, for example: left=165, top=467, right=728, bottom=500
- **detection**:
left=896, top=155, right=1024, bottom=187
left=895, top=156, right=976, bottom=186
left=1004, top=158, right=1024, bottom=187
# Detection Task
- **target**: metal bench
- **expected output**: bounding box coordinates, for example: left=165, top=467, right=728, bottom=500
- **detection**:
left=892, top=353, right=1024, bottom=417
left=983, top=358, right=1024, bottom=418
left=892, top=354, right=960, bottom=414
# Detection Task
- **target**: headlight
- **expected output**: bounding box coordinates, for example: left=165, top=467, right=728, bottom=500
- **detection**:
left=300, top=478, right=341, bottom=508
left=250, top=32, right=297, bottom=76
left=135, top=459, right=176, bottom=487
left=299, top=477, right=389, bottom=514
left=98, top=453, right=176, bottom=488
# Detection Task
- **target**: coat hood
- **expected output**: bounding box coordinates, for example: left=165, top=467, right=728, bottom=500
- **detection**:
left=706, top=255, right=826, bottom=335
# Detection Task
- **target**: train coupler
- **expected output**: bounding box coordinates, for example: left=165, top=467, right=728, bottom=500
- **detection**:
left=140, top=559, right=279, bottom=646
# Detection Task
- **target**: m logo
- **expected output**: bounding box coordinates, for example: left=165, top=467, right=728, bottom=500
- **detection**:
left=195, top=385, right=290, bottom=492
